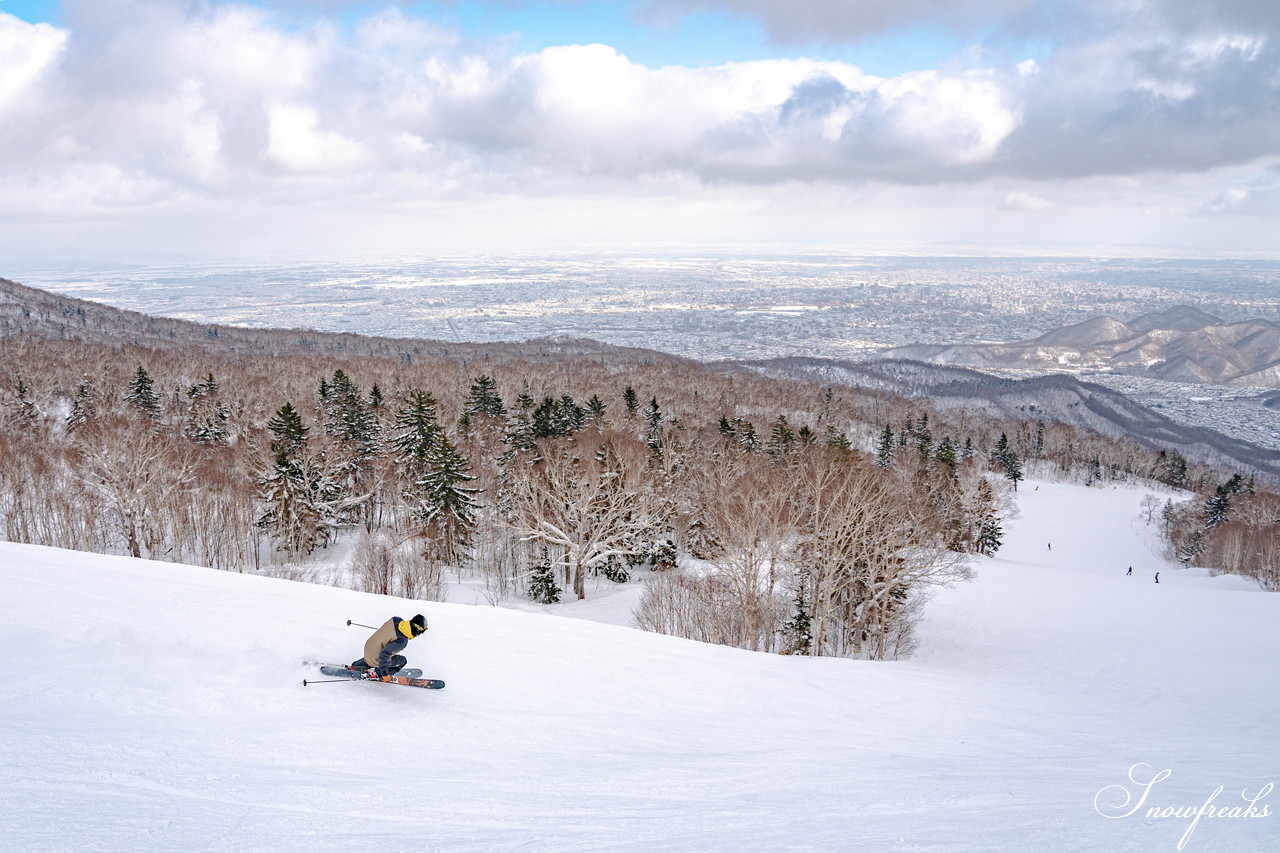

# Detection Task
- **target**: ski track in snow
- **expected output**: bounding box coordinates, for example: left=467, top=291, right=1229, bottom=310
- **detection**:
left=1, top=480, right=1277, bottom=852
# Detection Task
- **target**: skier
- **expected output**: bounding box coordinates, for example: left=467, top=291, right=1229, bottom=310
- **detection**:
left=1154, top=573, right=1160, bottom=584
left=1126, top=566, right=1132, bottom=576
left=351, top=614, right=428, bottom=677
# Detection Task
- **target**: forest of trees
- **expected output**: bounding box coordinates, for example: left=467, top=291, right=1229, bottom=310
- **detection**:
left=1160, top=472, right=1280, bottom=591
left=1, top=296, right=1273, bottom=659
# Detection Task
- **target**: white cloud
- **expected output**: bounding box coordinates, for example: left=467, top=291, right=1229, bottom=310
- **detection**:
left=1001, top=190, right=1056, bottom=211
left=265, top=103, right=369, bottom=173
left=0, top=13, right=66, bottom=111
left=0, top=0, right=1278, bottom=256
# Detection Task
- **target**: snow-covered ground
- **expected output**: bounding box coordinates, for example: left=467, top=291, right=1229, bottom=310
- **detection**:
left=1, top=481, right=1276, bottom=852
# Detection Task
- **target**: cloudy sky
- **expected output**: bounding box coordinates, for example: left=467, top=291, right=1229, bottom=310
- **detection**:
left=1, top=0, right=1278, bottom=258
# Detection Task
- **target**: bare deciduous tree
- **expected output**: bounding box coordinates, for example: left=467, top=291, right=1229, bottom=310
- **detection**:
left=797, top=453, right=973, bottom=660
left=506, top=434, right=662, bottom=599
left=75, top=415, right=194, bottom=559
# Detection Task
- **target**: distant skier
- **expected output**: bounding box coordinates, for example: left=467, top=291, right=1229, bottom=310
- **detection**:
left=351, top=614, right=428, bottom=677
left=1126, top=566, right=1132, bottom=576
left=1047, top=543, right=1051, bottom=550
left=1154, top=573, right=1160, bottom=584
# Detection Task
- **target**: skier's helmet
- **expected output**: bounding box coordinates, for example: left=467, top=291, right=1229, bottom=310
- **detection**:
left=409, top=614, right=428, bottom=637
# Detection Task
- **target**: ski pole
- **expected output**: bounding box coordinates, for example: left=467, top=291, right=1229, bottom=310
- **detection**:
left=302, top=678, right=361, bottom=686
left=347, top=619, right=375, bottom=629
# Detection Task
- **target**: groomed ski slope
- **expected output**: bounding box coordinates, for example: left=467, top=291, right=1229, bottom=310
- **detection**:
left=1, top=480, right=1276, bottom=852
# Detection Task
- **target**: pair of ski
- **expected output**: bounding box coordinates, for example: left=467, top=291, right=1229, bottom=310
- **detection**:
left=305, top=664, right=445, bottom=690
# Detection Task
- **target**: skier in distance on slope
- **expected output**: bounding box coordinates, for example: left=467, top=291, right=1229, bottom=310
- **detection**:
left=351, top=614, right=427, bottom=677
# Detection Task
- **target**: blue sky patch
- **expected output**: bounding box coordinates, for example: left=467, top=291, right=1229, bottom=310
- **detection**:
left=0, top=0, right=1021, bottom=77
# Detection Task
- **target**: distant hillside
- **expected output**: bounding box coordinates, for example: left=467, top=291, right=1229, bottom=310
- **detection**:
left=740, top=357, right=1280, bottom=478
left=1128, top=305, right=1225, bottom=332
left=882, top=305, right=1280, bottom=388
left=1033, top=316, right=1135, bottom=346
left=0, top=276, right=685, bottom=367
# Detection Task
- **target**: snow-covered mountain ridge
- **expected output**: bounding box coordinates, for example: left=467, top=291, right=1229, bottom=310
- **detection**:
left=742, top=357, right=1280, bottom=478
left=882, top=307, right=1280, bottom=388
left=2, top=480, right=1276, bottom=852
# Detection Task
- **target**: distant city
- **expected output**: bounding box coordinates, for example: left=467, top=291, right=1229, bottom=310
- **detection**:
left=12, top=253, right=1280, bottom=448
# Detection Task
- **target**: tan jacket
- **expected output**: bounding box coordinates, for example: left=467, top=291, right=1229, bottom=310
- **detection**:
left=363, top=617, right=408, bottom=668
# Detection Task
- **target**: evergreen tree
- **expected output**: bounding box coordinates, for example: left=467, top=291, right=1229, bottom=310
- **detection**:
left=391, top=390, right=442, bottom=469
left=267, top=402, right=309, bottom=463
left=464, top=375, right=506, bottom=419
left=685, top=516, right=719, bottom=560
left=67, top=376, right=96, bottom=428
left=797, top=425, right=816, bottom=446
left=915, top=414, right=932, bottom=459
left=601, top=555, right=631, bottom=583
left=622, top=386, right=639, bottom=416
left=323, top=370, right=379, bottom=461
left=825, top=425, right=852, bottom=451
left=976, top=519, right=1003, bottom=556
left=652, top=538, right=678, bottom=571
left=972, top=479, right=1003, bottom=555
left=532, top=396, right=559, bottom=438
left=1219, top=473, right=1247, bottom=496
left=259, top=403, right=324, bottom=555
left=561, top=394, right=587, bottom=432
left=532, top=395, right=584, bottom=438
left=643, top=396, right=662, bottom=430
left=501, top=393, right=538, bottom=459
left=319, top=371, right=379, bottom=526
left=1157, top=450, right=1187, bottom=487
left=875, top=425, right=895, bottom=469
left=12, top=376, right=37, bottom=423
left=991, top=433, right=1010, bottom=467
left=392, top=391, right=481, bottom=561
left=1002, top=448, right=1024, bottom=491
left=643, top=397, right=663, bottom=449
left=782, top=573, right=813, bottom=655
left=765, top=415, right=796, bottom=461
left=1204, top=489, right=1233, bottom=528
left=1179, top=530, right=1204, bottom=565
left=406, top=430, right=482, bottom=568
left=528, top=548, right=562, bottom=604
left=184, top=373, right=229, bottom=444
left=416, top=432, right=481, bottom=531
left=584, top=394, right=606, bottom=422
left=718, top=416, right=760, bottom=452
left=125, top=366, right=161, bottom=419
left=935, top=436, right=958, bottom=475
left=990, top=432, right=1023, bottom=490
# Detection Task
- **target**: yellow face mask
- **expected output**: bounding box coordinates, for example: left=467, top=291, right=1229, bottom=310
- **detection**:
left=397, top=620, right=414, bottom=638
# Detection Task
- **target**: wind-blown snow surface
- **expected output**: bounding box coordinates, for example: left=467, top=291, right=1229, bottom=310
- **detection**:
left=2, top=481, right=1277, bottom=852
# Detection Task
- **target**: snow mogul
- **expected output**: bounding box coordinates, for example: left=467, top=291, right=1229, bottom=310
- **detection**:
left=351, top=614, right=428, bottom=677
